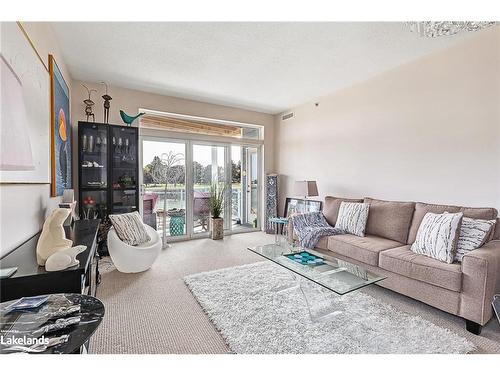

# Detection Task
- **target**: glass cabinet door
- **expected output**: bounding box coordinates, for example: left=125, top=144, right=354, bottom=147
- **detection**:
left=79, top=123, right=108, bottom=220
left=111, top=126, right=138, bottom=213
left=80, top=123, right=108, bottom=189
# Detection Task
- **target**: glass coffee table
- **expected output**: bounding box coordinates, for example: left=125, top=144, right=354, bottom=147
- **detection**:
left=248, top=243, right=386, bottom=322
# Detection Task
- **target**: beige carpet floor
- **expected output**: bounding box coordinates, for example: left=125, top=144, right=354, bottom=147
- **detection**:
left=90, top=232, right=500, bottom=354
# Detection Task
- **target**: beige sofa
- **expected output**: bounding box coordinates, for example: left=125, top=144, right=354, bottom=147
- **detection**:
left=288, top=196, right=500, bottom=335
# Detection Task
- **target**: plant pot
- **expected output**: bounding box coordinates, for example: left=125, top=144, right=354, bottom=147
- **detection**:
left=210, top=217, right=224, bottom=240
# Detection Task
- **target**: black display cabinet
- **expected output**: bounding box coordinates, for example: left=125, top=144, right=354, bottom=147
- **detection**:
left=78, top=122, right=139, bottom=252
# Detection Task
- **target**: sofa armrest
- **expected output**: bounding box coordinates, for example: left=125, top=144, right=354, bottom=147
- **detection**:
left=459, top=240, right=500, bottom=325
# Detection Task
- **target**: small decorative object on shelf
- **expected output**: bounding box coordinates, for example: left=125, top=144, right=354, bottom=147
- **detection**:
left=88, top=134, right=94, bottom=153
left=120, top=110, right=145, bottom=126
left=60, top=189, right=78, bottom=225
left=100, top=82, right=112, bottom=124
left=82, top=196, right=98, bottom=219
left=117, top=174, right=134, bottom=188
left=82, top=84, right=97, bottom=122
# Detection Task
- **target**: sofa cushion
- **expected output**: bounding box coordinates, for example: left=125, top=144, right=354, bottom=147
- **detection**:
left=492, top=218, right=500, bottom=240
left=335, top=202, right=370, bottom=237
left=323, top=196, right=363, bottom=226
left=327, top=234, right=402, bottom=266
left=364, top=198, right=415, bottom=243
left=379, top=245, right=463, bottom=292
left=410, top=212, right=463, bottom=264
left=315, top=236, right=329, bottom=250
left=407, top=202, right=498, bottom=244
left=455, top=217, right=496, bottom=262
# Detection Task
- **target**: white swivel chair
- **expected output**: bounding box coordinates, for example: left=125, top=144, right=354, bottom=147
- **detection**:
left=107, top=224, right=161, bottom=273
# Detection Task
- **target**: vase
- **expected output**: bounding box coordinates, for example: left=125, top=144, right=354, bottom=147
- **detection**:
left=210, top=217, right=224, bottom=240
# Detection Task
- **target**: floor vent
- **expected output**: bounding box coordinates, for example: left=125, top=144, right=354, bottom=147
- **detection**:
left=281, top=112, right=294, bottom=121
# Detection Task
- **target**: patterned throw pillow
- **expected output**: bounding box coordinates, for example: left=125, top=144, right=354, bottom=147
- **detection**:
left=410, top=212, right=463, bottom=264
left=455, top=217, right=496, bottom=262
left=109, top=211, right=151, bottom=246
left=335, top=202, right=370, bottom=237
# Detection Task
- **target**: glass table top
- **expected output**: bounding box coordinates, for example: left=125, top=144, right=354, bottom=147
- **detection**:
left=248, top=244, right=386, bottom=295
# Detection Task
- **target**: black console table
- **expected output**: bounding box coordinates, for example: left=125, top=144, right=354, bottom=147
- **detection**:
left=0, top=220, right=100, bottom=303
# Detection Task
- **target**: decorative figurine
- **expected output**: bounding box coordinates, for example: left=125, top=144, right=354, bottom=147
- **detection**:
left=36, top=208, right=73, bottom=266
left=82, top=84, right=97, bottom=122
left=45, top=245, right=87, bottom=272
left=120, top=110, right=145, bottom=126
left=101, top=81, right=112, bottom=124
left=82, top=196, right=98, bottom=219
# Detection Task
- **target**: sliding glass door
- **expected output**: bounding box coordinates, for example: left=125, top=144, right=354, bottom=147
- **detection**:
left=141, top=139, right=187, bottom=239
left=192, top=143, right=227, bottom=234
left=140, top=137, right=260, bottom=240
left=231, top=145, right=259, bottom=230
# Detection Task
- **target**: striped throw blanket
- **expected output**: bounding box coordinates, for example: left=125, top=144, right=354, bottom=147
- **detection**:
left=291, top=211, right=344, bottom=249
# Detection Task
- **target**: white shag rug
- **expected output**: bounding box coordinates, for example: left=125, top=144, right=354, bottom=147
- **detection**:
left=184, top=262, right=476, bottom=354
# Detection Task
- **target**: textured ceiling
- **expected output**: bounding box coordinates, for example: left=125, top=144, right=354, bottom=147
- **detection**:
left=51, top=22, right=477, bottom=114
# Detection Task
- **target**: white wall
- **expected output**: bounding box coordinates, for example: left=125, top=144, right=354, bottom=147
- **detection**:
left=0, top=22, right=72, bottom=257
left=275, top=27, right=500, bottom=214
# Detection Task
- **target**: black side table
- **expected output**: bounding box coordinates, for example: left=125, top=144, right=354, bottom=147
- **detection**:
left=0, top=294, right=104, bottom=354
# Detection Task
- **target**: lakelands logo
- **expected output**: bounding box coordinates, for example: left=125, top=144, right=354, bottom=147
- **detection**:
left=1, top=335, right=49, bottom=346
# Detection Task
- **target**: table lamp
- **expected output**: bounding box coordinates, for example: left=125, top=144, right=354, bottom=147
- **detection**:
left=293, top=180, right=318, bottom=200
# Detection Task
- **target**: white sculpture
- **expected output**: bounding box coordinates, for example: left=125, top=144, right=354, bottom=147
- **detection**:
left=45, top=245, right=87, bottom=271
left=36, top=208, right=73, bottom=266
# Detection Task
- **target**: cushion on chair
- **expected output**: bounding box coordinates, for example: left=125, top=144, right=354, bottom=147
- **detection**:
left=379, top=246, right=463, bottom=292
left=322, top=196, right=363, bottom=226
left=407, top=202, right=498, bottom=244
left=109, top=211, right=151, bottom=246
left=363, top=198, right=415, bottom=243
left=327, top=234, right=402, bottom=266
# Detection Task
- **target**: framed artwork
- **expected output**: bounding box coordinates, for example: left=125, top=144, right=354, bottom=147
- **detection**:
left=0, top=22, right=50, bottom=184
left=49, top=54, right=72, bottom=196
left=284, top=198, right=322, bottom=218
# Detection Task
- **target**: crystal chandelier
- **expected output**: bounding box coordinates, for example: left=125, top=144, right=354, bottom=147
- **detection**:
left=406, top=21, right=497, bottom=38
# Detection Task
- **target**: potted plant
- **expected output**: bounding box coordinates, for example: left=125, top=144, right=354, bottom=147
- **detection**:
left=209, top=183, right=227, bottom=240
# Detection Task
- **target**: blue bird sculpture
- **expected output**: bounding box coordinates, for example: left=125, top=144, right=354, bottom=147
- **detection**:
left=120, top=110, right=145, bottom=126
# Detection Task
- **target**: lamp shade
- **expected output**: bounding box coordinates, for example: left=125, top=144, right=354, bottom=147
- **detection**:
left=293, top=180, right=318, bottom=197
left=0, top=54, right=34, bottom=171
